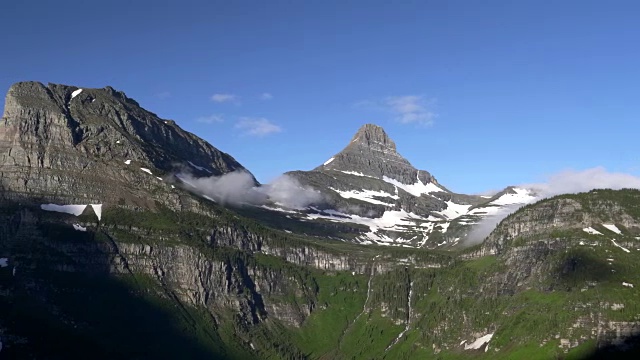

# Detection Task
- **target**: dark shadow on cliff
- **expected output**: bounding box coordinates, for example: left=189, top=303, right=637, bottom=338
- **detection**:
left=580, top=334, right=640, bottom=359
left=0, top=197, right=249, bottom=360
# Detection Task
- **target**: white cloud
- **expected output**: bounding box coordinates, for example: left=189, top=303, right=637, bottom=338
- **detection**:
left=354, top=95, right=437, bottom=126
left=235, top=117, right=282, bottom=137
left=211, top=93, right=238, bottom=103
left=524, top=167, right=640, bottom=197
left=385, top=95, right=436, bottom=126
left=175, top=171, right=323, bottom=208
left=196, top=114, right=224, bottom=124
left=466, top=167, right=640, bottom=245
left=260, top=92, right=273, bottom=100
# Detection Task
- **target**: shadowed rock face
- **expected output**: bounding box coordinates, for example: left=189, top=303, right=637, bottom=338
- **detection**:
left=0, top=81, right=252, bottom=207
left=317, top=123, right=437, bottom=185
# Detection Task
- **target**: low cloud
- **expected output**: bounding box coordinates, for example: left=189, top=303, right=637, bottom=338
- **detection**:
left=465, top=167, right=640, bottom=245
left=211, top=93, right=238, bottom=103
left=175, top=171, right=323, bottom=209
left=260, top=92, right=273, bottom=100
left=196, top=114, right=224, bottom=124
left=235, top=117, right=282, bottom=137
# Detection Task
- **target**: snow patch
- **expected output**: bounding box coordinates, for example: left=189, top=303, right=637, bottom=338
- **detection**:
left=90, top=204, right=102, bottom=221
left=490, top=188, right=536, bottom=206
left=382, top=176, right=444, bottom=197
left=71, top=89, right=83, bottom=99
left=332, top=188, right=398, bottom=206
left=611, top=239, right=631, bottom=253
left=602, top=224, right=622, bottom=234
left=140, top=168, right=153, bottom=175
left=623, top=282, right=634, bottom=288
left=323, top=157, right=335, bottom=166
left=156, top=177, right=163, bottom=181
left=124, top=160, right=131, bottom=165
left=41, top=204, right=87, bottom=216
left=188, top=161, right=213, bottom=173
left=307, top=209, right=430, bottom=243
left=464, top=333, right=494, bottom=350
left=73, top=224, right=87, bottom=232
left=436, top=201, right=471, bottom=220
left=583, top=227, right=603, bottom=235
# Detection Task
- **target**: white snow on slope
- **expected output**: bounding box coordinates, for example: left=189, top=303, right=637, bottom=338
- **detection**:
left=71, top=89, right=83, bottom=99
left=611, top=239, right=631, bottom=253
left=140, top=168, right=153, bottom=175
left=602, top=224, right=622, bottom=234
left=124, top=159, right=131, bottom=165
left=436, top=201, right=471, bottom=220
left=188, top=161, right=213, bottom=173
left=308, top=209, right=429, bottom=243
left=323, top=157, right=335, bottom=166
left=490, top=188, right=536, bottom=206
left=90, top=204, right=102, bottom=221
left=41, top=204, right=87, bottom=216
left=73, top=224, right=87, bottom=232
left=339, top=170, right=374, bottom=178
left=438, top=222, right=451, bottom=233
left=382, top=176, right=443, bottom=197
left=332, top=188, right=398, bottom=206
left=0, top=258, right=7, bottom=267
left=464, top=333, right=494, bottom=350
left=583, top=227, right=603, bottom=235
left=468, top=205, right=503, bottom=216
left=623, top=282, right=634, bottom=288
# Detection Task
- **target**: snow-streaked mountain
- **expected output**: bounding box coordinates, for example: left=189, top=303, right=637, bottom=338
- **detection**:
left=262, top=124, right=538, bottom=248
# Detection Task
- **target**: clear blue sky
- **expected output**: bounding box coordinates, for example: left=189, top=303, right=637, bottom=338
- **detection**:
left=1, top=0, right=639, bottom=194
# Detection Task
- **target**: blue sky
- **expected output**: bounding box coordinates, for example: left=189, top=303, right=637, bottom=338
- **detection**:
left=1, top=0, right=639, bottom=194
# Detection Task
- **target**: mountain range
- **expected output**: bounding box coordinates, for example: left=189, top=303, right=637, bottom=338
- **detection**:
left=0, top=82, right=639, bottom=359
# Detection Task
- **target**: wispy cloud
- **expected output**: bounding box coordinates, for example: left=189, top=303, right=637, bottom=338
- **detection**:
left=355, top=95, right=437, bottom=126
left=211, top=93, right=238, bottom=103
left=235, top=117, right=282, bottom=137
left=196, top=114, right=224, bottom=124
left=155, top=91, right=171, bottom=99
left=385, top=96, right=437, bottom=126
left=465, top=167, right=640, bottom=245
left=260, top=92, right=273, bottom=100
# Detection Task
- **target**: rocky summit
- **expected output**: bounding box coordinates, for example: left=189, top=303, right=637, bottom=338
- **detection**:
left=279, top=124, right=535, bottom=248
left=318, top=123, right=438, bottom=185
left=0, top=82, right=639, bottom=359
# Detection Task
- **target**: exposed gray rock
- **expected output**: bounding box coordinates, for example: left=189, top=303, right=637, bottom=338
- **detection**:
left=0, top=81, right=252, bottom=208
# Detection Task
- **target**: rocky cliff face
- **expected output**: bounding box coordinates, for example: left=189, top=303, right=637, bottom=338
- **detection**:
left=0, top=82, right=251, bottom=208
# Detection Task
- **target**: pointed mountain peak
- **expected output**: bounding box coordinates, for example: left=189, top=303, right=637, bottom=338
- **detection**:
left=350, top=123, right=397, bottom=152
left=316, top=123, right=440, bottom=186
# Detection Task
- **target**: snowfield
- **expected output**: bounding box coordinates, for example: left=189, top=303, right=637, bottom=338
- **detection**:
left=41, top=204, right=87, bottom=216
left=602, top=224, right=622, bottom=234
left=464, top=333, right=494, bottom=350
left=583, top=227, right=603, bottom=235
left=332, top=188, right=398, bottom=206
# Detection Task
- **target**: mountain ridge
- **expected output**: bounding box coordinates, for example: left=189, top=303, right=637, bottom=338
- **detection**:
left=2, top=81, right=639, bottom=358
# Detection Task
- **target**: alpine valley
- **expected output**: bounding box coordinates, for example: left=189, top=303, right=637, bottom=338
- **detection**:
left=1, top=82, right=639, bottom=359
